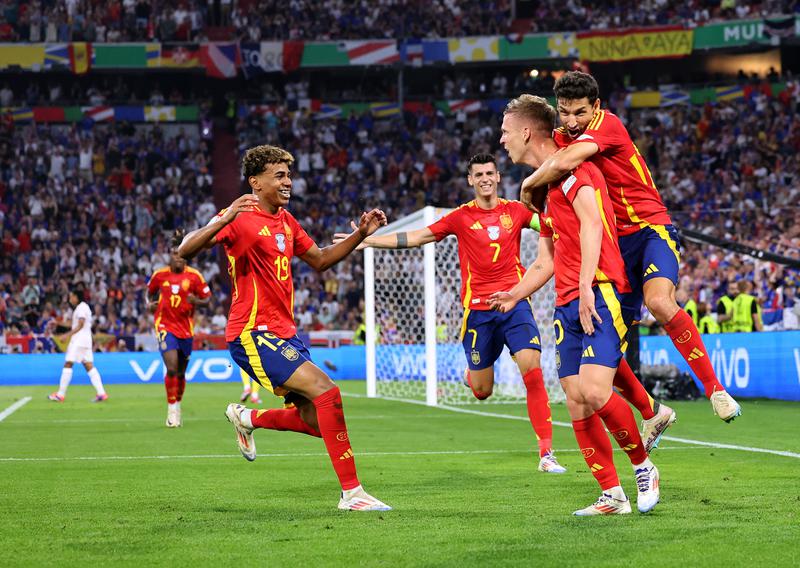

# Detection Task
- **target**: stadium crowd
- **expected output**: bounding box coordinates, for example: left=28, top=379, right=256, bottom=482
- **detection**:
left=1, top=0, right=794, bottom=43
left=0, top=119, right=227, bottom=350
left=2, top=73, right=799, bottom=351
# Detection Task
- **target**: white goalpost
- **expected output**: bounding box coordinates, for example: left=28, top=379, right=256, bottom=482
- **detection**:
left=364, top=206, right=563, bottom=406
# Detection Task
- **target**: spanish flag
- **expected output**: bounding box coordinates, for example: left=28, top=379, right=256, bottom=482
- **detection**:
left=69, top=43, right=92, bottom=75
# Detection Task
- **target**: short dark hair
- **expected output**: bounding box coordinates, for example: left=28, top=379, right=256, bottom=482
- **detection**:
left=170, top=228, right=185, bottom=249
left=554, top=71, right=600, bottom=104
left=504, top=94, right=556, bottom=133
left=241, top=145, right=294, bottom=178
left=467, top=153, right=497, bottom=174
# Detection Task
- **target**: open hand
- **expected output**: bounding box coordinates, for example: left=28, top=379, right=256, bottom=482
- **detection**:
left=358, top=209, right=388, bottom=238
left=488, top=291, right=518, bottom=313
left=220, top=194, right=260, bottom=224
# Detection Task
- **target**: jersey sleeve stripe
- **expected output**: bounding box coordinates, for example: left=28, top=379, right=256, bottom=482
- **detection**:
left=587, top=110, right=605, bottom=131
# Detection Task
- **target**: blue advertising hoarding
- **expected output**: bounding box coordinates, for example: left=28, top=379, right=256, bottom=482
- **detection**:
left=0, top=347, right=367, bottom=386
left=640, top=331, right=800, bottom=401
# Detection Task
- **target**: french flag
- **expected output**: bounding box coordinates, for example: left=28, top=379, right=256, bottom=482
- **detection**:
left=202, top=43, right=240, bottom=79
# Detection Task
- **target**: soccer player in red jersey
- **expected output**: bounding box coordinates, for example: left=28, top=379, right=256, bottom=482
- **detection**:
left=521, top=71, right=741, bottom=432
left=146, top=230, right=211, bottom=427
left=178, top=145, right=391, bottom=511
left=335, top=153, right=566, bottom=474
left=493, top=95, right=659, bottom=515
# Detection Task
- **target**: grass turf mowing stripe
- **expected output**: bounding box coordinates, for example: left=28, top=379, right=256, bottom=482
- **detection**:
left=349, top=393, right=800, bottom=460
left=0, top=396, right=31, bottom=422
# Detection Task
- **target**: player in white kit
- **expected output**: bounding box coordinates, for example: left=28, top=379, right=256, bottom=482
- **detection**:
left=48, top=291, right=108, bottom=402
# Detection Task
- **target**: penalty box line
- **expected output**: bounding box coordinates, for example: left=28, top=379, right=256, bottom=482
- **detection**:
left=0, top=397, right=32, bottom=423
left=348, top=393, right=800, bottom=460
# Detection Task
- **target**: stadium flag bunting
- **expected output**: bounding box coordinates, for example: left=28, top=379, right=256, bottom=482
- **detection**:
left=81, top=106, right=114, bottom=122
left=546, top=33, right=579, bottom=58
left=627, top=91, right=661, bottom=108
left=144, top=106, right=177, bottom=122
left=0, top=45, right=45, bottom=70
left=10, top=108, right=34, bottom=122
left=715, top=85, right=745, bottom=101
left=69, top=43, right=91, bottom=74
left=448, top=37, right=499, bottom=63
left=44, top=44, right=70, bottom=68
left=498, top=34, right=552, bottom=60
left=340, top=41, right=400, bottom=65
left=369, top=102, right=401, bottom=118
left=576, top=26, right=693, bottom=62
left=202, top=42, right=240, bottom=78
left=32, top=107, right=66, bottom=122
left=401, top=39, right=424, bottom=66
left=315, top=104, right=343, bottom=120
left=160, top=44, right=202, bottom=68
left=422, top=40, right=450, bottom=63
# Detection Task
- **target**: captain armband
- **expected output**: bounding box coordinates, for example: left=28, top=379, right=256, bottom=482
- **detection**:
left=396, top=233, right=409, bottom=248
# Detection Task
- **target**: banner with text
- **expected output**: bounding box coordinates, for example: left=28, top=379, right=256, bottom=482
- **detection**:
left=576, top=26, right=693, bottom=62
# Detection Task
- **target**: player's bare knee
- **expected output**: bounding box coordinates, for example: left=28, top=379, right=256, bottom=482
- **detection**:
left=472, top=385, right=493, bottom=399
left=84, top=363, right=94, bottom=372
left=64, top=362, right=74, bottom=369
left=645, top=294, right=679, bottom=323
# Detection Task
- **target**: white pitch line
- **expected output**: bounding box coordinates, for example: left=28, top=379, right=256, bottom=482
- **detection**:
left=0, top=446, right=712, bottom=463
left=0, top=397, right=32, bottom=423
left=346, top=393, right=800, bottom=460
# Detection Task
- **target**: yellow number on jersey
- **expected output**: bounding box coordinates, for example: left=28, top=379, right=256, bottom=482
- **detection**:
left=169, top=294, right=181, bottom=308
left=274, top=255, right=289, bottom=281
left=489, top=243, right=501, bottom=263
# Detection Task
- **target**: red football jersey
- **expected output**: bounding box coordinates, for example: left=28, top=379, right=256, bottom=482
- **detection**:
left=212, top=207, right=314, bottom=341
left=428, top=199, right=536, bottom=310
left=147, top=266, right=211, bottom=338
left=554, top=110, right=672, bottom=236
left=539, top=162, right=630, bottom=306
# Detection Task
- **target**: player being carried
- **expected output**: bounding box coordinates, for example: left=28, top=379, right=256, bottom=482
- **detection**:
left=178, top=144, right=391, bottom=511
left=519, top=71, right=740, bottom=431
left=334, top=153, right=567, bottom=474
left=146, top=230, right=212, bottom=428
left=492, top=95, right=659, bottom=515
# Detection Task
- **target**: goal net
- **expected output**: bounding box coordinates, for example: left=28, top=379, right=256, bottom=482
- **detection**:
left=365, top=206, right=562, bottom=406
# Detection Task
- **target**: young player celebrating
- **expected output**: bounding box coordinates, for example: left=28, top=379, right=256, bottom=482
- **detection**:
left=520, top=71, right=740, bottom=426
left=146, top=231, right=211, bottom=427
left=48, top=290, right=108, bottom=403
left=335, top=153, right=566, bottom=474
left=178, top=144, right=391, bottom=511
left=493, top=95, right=659, bottom=515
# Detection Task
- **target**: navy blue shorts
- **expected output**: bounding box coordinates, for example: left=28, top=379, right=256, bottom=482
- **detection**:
left=229, top=332, right=311, bottom=388
left=553, top=283, right=628, bottom=379
left=618, top=224, right=681, bottom=324
left=461, top=301, right=541, bottom=370
left=158, top=331, right=193, bottom=358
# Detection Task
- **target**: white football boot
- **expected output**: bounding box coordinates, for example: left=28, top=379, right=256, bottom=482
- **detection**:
left=225, top=403, right=256, bottom=461
left=710, top=388, right=741, bottom=422
left=641, top=404, right=677, bottom=453
left=538, top=452, right=567, bottom=473
left=573, top=493, right=632, bottom=516
left=634, top=464, right=660, bottom=513
left=166, top=406, right=179, bottom=428
left=338, top=485, right=392, bottom=511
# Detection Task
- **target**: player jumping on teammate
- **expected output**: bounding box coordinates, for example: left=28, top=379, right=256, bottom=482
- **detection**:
left=519, top=72, right=740, bottom=431
left=492, top=95, right=659, bottom=515
left=178, top=144, right=391, bottom=511
left=335, top=153, right=566, bottom=473
left=146, top=230, right=212, bottom=427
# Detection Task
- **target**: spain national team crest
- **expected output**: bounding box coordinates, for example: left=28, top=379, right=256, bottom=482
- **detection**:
left=170, top=284, right=180, bottom=294
left=487, top=226, right=500, bottom=241
left=281, top=345, right=299, bottom=361
left=283, top=222, right=293, bottom=242
left=500, top=213, right=513, bottom=231
left=276, top=234, right=286, bottom=252
left=471, top=349, right=481, bottom=365
left=181, top=279, right=191, bottom=291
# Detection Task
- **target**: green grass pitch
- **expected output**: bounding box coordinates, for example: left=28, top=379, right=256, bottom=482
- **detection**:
left=1, top=382, right=798, bottom=567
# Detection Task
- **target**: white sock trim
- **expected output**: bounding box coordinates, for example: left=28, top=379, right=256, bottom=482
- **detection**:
left=87, top=368, right=106, bottom=396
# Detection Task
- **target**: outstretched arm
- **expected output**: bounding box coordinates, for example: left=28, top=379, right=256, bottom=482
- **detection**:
left=301, top=209, right=387, bottom=272
left=333, top=224, right=436, bottom=250
left=520, top=142, right=598, bottom=210
left=178, top=194, right=260, bottom=260
left=489, top=237, right=554, bottom=312
left=572, top=185, right=604, bottom=335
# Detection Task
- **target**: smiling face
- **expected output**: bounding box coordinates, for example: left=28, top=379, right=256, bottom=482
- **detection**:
left=467, top=161, right=500, bottom=200
left=248, top=161, right=293, bottom=213
left=556, top=97, right=600, bottom=139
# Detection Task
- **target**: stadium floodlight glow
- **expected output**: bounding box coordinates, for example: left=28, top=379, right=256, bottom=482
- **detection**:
left=529, top=69, right=540, bottom=78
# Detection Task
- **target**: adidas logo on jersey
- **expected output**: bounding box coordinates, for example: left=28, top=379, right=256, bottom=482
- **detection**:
left=582, top=345, right=595, bottom=358
left=644, top=263, right=659, bottom=276
left=688, top=347, right=705, bottom=361
left=258, top=226, right=271, bottom=237
left=469, top=221, right=483, bottom=230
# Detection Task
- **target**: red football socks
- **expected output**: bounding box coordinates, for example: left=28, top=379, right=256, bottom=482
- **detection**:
left=522, top=368, right=553, bottom=457
left=312, top=386, right=360, bottom=491
left=596, top=392, right=648, bottom=465
left=251, top=407, right=321, bottom=437
left=613, top=358, right=657, bottom=420
left=465, top=371, right=490, bottom=400
left=176, top=375, right=186, bottom=402
left=572, top=413, right=619, bottom=490
left=664, top=309, right=724, bottom=398
left=164, top=373, right=179, bottom=404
